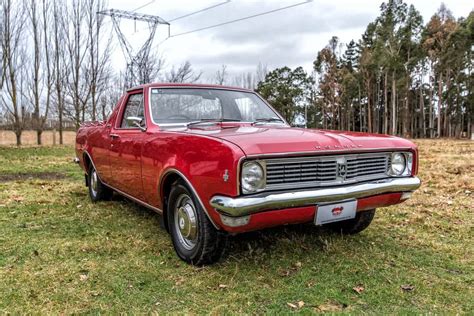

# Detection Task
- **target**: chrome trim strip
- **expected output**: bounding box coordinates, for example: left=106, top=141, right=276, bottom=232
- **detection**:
left=210, top=177, right=421, bottom=217
left=103, top=182, right=163, bottom=214
left=160, top=168, right=220, bottom=229
left=244, top=147, right=414, bottom=159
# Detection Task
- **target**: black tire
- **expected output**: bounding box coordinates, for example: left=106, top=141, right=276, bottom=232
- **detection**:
left=168, top=183, right=227, bottom=265
left=88, top=165, right=113, bottom=202
left=326, top=209, right=376, bottom=235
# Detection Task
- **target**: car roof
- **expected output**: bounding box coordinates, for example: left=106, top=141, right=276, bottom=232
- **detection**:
left=127, top=83, right=254, bottom=93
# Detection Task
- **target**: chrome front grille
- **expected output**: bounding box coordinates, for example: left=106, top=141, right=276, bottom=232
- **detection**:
left=264, top=153, right=391, bottom=191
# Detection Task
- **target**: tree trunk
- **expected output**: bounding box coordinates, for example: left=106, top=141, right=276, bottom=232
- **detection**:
left=37, top=130, right=42, bottom=145
left=384, top=72, right=388, bottom=134
left=437, top=73, right=443, bottom=137
left=420, top=82, right=426, bottom=138
left=428, top=62, right=434, bottom=138
left=444, top=69, right=450, bottom=137
left=15, top=131, right=21, bottom=146
left=367, top=89, right=372, bottom=133
left=375, top=75, right=380, bottom=133
left=391, top=71, right=397, bottom=135
left=429, top=77, right=434, bottom=138
left=358, top=85, right=362, bottom=132
left=59, top=109, right=63, bottom=145
left=404, top=75, right=410, bottom=137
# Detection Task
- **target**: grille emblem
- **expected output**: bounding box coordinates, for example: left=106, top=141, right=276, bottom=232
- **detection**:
left=337, top=161, right=347, bottom=180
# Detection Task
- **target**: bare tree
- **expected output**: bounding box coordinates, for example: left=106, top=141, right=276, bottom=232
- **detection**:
left=166, top=61, right=202, bottom=83
left=85, top=0, right=112, bottom=121
left=231, top=63, right=268, bottom=90
left=138, top=52, right=164, bottom=86
left=0, top=6, right=4, bottom=91
left=40, top=0, right=52, bottom=142
left=214, top=64, right=227, bottom=85
left=26, top=0, right=50, bottom=145
left=64, top=0, right=89, bottom=129
left=99, top=71, right=124, bottom=121
left=52, top=0, right=66, bottom=144
left=1, top=0, right=27, bottom=146
left=255, top=62, right=268, bottom=84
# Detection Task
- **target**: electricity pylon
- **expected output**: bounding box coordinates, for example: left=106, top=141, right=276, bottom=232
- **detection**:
left=97, top=9, right=170, bottom=88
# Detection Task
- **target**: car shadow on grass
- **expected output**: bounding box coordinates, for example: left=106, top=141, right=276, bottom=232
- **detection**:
left=104, top=192, right=361, bottom=263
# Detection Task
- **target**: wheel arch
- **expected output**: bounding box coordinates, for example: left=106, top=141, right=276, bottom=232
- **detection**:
left=82, top=151, right=92, bottom=175
left=160, top=168, right=219, bottom=232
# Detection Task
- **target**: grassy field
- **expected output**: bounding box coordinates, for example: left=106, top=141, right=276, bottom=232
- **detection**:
left=0, top=140, right=472, bottom=314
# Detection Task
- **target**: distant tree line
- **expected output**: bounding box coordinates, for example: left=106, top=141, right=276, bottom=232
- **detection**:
left=0, top=0, right=117, bottom=145
left=1, top=0, right=472, bottom=146
left=256, top=1, right=473, bottom=138
left=0, top=0, right=206, bottom=146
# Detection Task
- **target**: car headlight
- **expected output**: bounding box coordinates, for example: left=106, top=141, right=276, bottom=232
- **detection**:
left=241, top=161, right=265, bottom=194
left=390, top=152, right=410, bottom=176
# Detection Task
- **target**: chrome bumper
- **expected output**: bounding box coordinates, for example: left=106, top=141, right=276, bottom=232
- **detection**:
left=210, top=177, right=421, bottom=217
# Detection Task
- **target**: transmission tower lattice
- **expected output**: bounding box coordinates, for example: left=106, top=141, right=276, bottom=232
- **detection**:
left=97, top=9, right=170, bottom=88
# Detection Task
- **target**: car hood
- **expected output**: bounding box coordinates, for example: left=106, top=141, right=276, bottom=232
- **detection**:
left=182, top=125, right=416, bottom=156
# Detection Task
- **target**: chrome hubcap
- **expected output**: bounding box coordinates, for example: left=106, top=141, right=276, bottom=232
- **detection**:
left=90, top=170, right=98, bottom=197
left=174, top=194, right=198, bottom=250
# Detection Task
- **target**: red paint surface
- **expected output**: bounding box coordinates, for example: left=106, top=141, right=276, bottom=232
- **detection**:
left=75, top=83, right=419, bottom=233
left=224, top=192, right=405, bottom=233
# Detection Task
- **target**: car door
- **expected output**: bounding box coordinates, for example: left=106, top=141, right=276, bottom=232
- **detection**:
left=108, top=90, right=146, bottom=200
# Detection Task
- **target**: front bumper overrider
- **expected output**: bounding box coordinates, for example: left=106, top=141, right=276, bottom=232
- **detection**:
left=210, top=177, right=421, bottom=217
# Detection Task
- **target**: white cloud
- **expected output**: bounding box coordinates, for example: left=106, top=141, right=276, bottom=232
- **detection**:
left=107, top=0, right=473, bottom=79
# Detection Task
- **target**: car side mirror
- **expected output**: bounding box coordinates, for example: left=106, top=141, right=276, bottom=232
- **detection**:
left=126, top=116, right=146, bottom=132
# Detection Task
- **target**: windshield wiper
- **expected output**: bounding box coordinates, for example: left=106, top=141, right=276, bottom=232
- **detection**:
left=187, top=118, right=241, bottom=127
left=251, top=117, right=285, bottom=125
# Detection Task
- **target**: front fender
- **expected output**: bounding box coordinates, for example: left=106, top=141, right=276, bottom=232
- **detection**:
left=140, top=132, right=245, bottom=229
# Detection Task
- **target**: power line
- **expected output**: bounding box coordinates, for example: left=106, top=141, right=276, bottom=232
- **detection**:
left=149, top=0, right=312, bottom=52
left=133, top=1, right=232, bottom=34
left=169, top=0, right=313, bottom=38
left=132, top=0, right=155, bottom=12
left=168, top=0, right=231, bottom=22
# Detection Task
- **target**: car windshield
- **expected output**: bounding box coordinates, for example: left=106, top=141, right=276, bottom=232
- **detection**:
left=149, top=88, right=282, bottom=125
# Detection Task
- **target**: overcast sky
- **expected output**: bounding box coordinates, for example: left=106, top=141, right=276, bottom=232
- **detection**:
left=107, top=0, right=472, bottom=80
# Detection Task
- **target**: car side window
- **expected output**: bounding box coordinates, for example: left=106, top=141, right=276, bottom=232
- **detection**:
left=120, top=93, right=144, bottom=128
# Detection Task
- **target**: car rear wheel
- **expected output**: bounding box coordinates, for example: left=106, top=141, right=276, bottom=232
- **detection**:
left=88, top=165, right=113, bottom=202
left=168, top=183, right=227, bottom=265
left=326, top=209, right=376, bottom=235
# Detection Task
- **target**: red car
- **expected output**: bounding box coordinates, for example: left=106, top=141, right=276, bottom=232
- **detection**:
left=75, top=83, right=421, bottom=265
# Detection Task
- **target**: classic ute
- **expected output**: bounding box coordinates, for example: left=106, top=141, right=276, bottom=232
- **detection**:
left=75, top=83, right=421, bottom=265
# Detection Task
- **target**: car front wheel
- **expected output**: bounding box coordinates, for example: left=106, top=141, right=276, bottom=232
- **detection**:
left=168, top=183, right=227, bottom=265
left=326, top=209, right=376, bottom=235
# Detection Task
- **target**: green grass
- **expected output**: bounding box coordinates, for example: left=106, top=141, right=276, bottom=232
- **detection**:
left=0, top=141, right=473, bottom=314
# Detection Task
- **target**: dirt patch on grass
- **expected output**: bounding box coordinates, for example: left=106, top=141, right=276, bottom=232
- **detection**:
left=0, top=171, right=67, bottom=182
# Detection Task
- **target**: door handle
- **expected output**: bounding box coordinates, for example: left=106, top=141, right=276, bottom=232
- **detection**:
left=109, top=133, right=120, bottom=139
